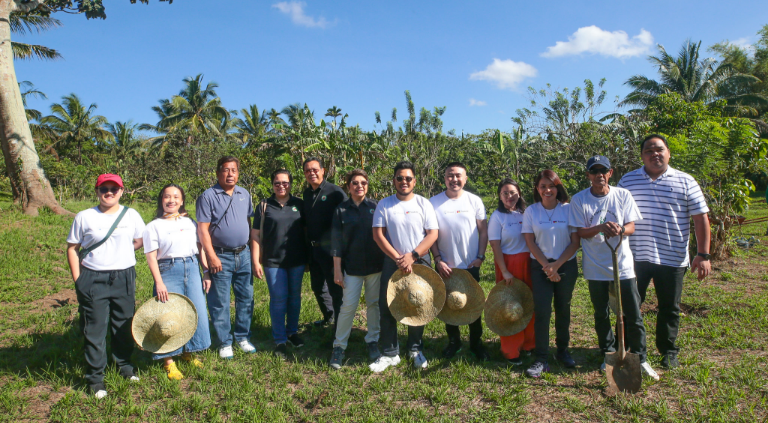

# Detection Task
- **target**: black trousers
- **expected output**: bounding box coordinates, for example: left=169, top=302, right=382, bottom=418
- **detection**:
left=74, top=266, right=136, bottom=390
left=531, top=258, right=578, bottom=361
left=379, top=255, right=430, bottom=357
left=635, top=260, right=687, bottom=355
left=588, top=278, right=647, bottom=363
left=444, top=266, right=483, bottom=346
left=309, top=247, right=344, bottom=323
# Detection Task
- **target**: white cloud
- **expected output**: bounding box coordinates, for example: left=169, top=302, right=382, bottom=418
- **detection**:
left=469, top=98, right=487, bottom=107
left=469, top=59, right=538, bottom=90
left=732, top=37, right=755, bottom=54
left=541, top=26, right=653, bottom=58
left=272, top=1, right=332, bottom=29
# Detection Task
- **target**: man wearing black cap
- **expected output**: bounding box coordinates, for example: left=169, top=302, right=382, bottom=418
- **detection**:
left=568, top=155, right=659, bottom=381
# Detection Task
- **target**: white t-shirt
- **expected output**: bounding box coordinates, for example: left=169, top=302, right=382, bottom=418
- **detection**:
left=67, top=205, right=146, bottom=271
left=488, top=209, right=529, bottom=256
left=522, top=202, right=577, bottom=261
left=143, top=217, right=199, bottom=260
left=372, top=194, right=439, bottom=255
left=429, top=191, right=487, bottom=269
left=569, top=186, right=642, bottom=281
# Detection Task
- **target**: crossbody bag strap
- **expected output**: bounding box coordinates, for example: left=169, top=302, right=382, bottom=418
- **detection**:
left=79, top=206, right=130, bottom=261
left=310, top=180, right=326, bottom=209
left=208, top=192, right=235, bottom=235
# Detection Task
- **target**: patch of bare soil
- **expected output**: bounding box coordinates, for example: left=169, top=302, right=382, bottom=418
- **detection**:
left=15, top=383, right=72, bottom=422
left=35, top=289, right=78, bottom=310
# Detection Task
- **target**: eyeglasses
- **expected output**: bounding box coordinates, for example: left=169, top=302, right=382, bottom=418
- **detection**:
left=273, top=182, right=290, bottom=187
left=351, top=181, right=368, bottom=187
left=588, top=168, right=611, bottom=175
left=395, top=176, right=414, bottom=183
left=98, top=187, right=121, bottom=194
left=304, top=168, right=321, bottom=174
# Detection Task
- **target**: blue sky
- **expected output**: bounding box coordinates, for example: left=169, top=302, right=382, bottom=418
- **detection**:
left=14, top=0, right=768, bottom=135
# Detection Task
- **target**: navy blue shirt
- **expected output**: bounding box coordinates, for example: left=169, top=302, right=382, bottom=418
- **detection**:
left=196, top=183, right=253, bottom=248
left=303, top=179, right=347, bottom=251
left=253, top=195, right=307, bottom=268
left=331, top=197, right=384, bottom=276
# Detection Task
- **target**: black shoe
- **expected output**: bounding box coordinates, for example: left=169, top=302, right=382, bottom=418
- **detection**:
left=274, top=343, right=288, bottom=360
left=119, top=366, right=139, bottom=381
left=521, top=349, right=533, bottom=357
left=507, top=357, right=523, bottom=366
left=556, top=349, right=576, bottom=368
left=470, top=343, right=491, bottom=362
left=287, top=334, right=304, bottom=348
left=313, top=316, right=334, bottom=327
left=661, top=353, right=679, bottom=369
left=367, top=342, right=381, bottom=361
left=329, top=347, right=345, bottom=370
left=442, top=340, right=462, bottom=359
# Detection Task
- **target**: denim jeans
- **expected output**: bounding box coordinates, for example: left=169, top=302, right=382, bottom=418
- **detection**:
left=152, top=256, right=212, bottom=360
left=334, top=272, right=381, bottom=350
left=206, top=247, right=253, bottom=347
left=264, top=265, right=305, bottom=345
left=588, top=278, right=647, bottom=363
left=635, top=260, right=687, bottom=355
left=531, top=258, right=578, bottom=361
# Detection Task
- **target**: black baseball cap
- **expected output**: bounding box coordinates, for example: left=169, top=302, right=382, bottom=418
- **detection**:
left=586, top=155, right=611, bottom=170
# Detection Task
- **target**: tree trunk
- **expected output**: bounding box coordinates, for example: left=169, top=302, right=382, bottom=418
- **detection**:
left=0, top=0, right=71, bottom=216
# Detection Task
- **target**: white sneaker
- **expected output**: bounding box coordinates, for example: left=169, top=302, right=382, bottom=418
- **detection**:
left=94, top=390, right=108, bottom=399
left=219, top=345, right=234, bottom=359
left=128, top=376, right=139, bottom=382
left=409, top=351, right=428, bottom=370
left=369, top=355, right=401, bottom=373
left=600, top=361, right=606, bottom=372
left=237, top=339, right=257, bottom=354
left=641, top=362, right=660, bottom=381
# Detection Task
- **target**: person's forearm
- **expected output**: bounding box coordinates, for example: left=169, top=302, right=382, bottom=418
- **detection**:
left=621, top=222, right=635, bottom=236
left=198, top=223, right=217, bottom=259
left=413, top=230, right=437, bottom=257
left=693, top=213, right=710, bottom=254
left=429, top=243, right=441, bottom=262
left=556, top=233, right=581, bottom=264
left=477, top=220, right=489, bottom=256
left=133, top=238, right=143, bottom=251
left=66, top=244, right=81, bottom=282
left=333, top=257, right=343, bottom=273
left=145, top=250, right=163, bottom=286
left=373, top=228, right=401, bottom=260
left=197, top=243, right=209, bottom=270
left=577, top=226, right=602, bottom=239
left=249, top=229, right=261, bottom=263
left=489, top=240, right=506, bottom=273
left=523, top=234, right=549, bottom=267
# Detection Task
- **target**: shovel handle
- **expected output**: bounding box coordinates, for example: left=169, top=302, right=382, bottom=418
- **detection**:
left=606, top=235, right=627, bottom=359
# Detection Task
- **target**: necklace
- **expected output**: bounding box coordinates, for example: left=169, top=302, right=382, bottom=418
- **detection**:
left=543, top=203, right=558, bottom=222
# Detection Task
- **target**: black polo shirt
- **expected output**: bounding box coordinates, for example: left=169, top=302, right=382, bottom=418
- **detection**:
left=330, top=197, right=385, bottom=276
left=303, top=179, right=347, bottom=251
left=253, top=195, right=307, bottom=268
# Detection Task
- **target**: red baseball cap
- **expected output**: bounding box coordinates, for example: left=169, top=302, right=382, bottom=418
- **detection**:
left=95, top=174, right=124, bottom=188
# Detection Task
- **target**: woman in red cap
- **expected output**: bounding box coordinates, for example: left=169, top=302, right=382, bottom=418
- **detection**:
left=65, top=174, right=146, bottom=399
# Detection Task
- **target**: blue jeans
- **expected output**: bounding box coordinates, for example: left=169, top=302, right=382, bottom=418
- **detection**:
left=264, top=265, right=305, bottom=345
left=152, top=256, right=212, bottom=360
left=207, top=247, right=253, bottom=347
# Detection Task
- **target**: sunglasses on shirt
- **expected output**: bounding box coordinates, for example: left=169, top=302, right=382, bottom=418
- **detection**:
left=588, top=168, right=611, bottom=175
left=395, top=176, right=414, bottom=182
left=98, top=186, right=121, bottom=194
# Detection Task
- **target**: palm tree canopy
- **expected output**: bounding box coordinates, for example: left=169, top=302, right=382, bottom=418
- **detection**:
left=10, top=10, right=62, bottom=60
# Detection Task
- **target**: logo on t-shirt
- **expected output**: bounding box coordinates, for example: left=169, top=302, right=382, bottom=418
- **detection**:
left=445, top=209, right=470, bottom=214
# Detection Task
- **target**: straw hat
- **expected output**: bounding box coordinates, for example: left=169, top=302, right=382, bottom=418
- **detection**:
left=437, top=268, right=486, bottom=326
left=484, top=278, right=534, bottom=336
left=132, top=293, right=198, bottom=354
left=387, top=264, right=446, bottom=326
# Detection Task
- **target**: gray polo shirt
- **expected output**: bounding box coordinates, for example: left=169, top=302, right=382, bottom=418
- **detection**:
left=196, top=183, right=253, bottom=248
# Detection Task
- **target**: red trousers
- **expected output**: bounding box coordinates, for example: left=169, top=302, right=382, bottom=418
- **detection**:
left=494, top=252, right=535, bottom=359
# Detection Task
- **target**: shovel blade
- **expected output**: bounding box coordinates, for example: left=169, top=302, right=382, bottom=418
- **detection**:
left=605, top=351, right=642, bottom=395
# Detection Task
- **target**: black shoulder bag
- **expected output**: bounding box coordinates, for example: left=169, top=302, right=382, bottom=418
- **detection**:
left=78, top=207, right=129, bottom=261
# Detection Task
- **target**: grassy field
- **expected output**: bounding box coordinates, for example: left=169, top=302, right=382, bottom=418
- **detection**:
left=0, top=197, right=767, bottom=422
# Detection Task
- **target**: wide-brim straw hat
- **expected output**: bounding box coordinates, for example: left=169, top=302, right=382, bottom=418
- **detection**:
left=484, top=278, right=534, bottom=336
left=132, top=293, right=198, bottom=354
left=437, top=268, right=486, bottom=326
left=387, top=264, right=446, bottom=326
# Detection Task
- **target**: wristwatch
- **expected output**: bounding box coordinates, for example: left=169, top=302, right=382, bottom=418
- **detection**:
left=477, top=254, right=486, bottom=261
left=697, top=252, right=711, bottom=261
left=411, top=250, right=420, bottom=261
left=620, top=225, right=626, bottom=235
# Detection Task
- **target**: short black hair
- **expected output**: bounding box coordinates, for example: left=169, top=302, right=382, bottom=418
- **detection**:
left=444, top=162, right=467, bottom=174
left=271, top=169, right=293, bottom=184
left=303, top=157, right=324, bottom=170
left=393, top=161, right=415, bottom=177
left=640, top=133, right=668, bottom=151
left=217, top=156, right=240, bottom=172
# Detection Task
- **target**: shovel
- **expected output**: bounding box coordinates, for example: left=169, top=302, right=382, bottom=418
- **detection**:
left=604, top=234, right=642, bottom=395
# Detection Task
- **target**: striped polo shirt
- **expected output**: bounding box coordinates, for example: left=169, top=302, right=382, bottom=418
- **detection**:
left=618, top=166, right=709, bottom=267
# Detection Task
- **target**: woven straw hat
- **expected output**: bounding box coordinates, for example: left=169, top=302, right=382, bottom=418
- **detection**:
left=387, top=264, right=446, bottom=326
left=484, top=278, right=534, bottom=336
left=437, top=268, right=486, bottom=326
left=132, top=293, right=198, bottom=354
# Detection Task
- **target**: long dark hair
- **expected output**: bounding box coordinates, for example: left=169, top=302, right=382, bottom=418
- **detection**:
left=496, top=178, right=526, bottom=213
left=154, top=184, right=188, bottom=219
left=533, top=169, right=570, bottom=203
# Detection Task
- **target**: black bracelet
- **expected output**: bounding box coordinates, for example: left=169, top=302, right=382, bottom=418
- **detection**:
left=620, top=226, right=626, bottom=235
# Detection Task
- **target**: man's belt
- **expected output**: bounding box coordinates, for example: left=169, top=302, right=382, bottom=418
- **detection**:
left=213, top=245, right=247, bottom=254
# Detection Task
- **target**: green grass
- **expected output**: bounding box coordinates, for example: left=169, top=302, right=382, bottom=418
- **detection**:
left=0, top=198, right=767, bottom=421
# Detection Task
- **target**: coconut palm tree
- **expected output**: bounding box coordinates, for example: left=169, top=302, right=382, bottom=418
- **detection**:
left=9, top=10, right=62, bottom=60
left=106, top=120, right=146, bottom=160
left=621, top=40, right=766, bottom=114
left=233, top=104, right=271, bottom=145
left=325, top=105, right=342, bottom=128
left=41, top=94, right=112, bottom=164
